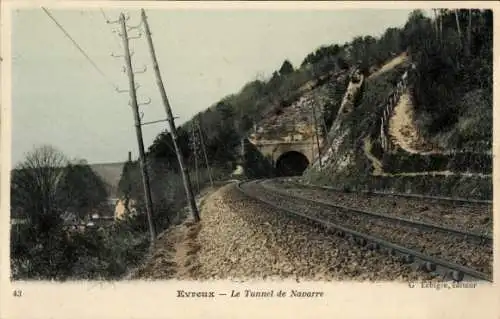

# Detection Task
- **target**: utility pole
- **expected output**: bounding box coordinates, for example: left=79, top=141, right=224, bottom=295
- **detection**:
left=197, top=119, right=214, bottom=187
left=119, top=13, right=157, bottom=243
left=141, top=8, right=200, bottom=222
left=310, top=102, right=322, bottom=168
left=191, top=122, right=200, bottom=193
left=321, top=112, right=328, bottom=142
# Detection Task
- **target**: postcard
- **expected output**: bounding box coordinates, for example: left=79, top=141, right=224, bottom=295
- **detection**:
left=1, top=1, right=498, bottom=318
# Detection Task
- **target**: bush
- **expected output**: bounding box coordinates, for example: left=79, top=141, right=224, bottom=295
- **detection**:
left=410, top=10, right=492, bottom=141
left=10, top=145, right=157, bottom=281
left=11, top=213, right=155, bottom=280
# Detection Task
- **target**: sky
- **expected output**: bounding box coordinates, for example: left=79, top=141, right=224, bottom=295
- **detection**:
left=11, top=7, right=419, bottom=166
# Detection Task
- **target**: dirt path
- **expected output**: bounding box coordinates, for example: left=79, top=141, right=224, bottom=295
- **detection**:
left=368, top=53, right=408, bottom=79
left=362, top=137, right=384, bottom=176
left=124, top=187, right=214, bottom=280
left=388, top=92, right=442, bottom=154
left=366, top=51, right=439, bottom=155
left=362, top=62, right=490, bottom=178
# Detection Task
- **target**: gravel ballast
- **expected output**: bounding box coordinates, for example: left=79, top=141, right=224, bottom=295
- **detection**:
left=267, top=179, right=492, bottom=235
left=129, top=182, right=481, bottom=281
left=245, top=181, right=492, bottom=276
left=179, top=183, right=436, bottom=281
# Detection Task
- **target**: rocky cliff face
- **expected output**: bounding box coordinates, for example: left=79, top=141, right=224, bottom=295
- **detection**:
left=249, top=71, right=349, bottom=146
left=249, top=95, right=323, bottom=144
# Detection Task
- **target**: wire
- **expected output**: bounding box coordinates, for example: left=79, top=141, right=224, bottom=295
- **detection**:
left=41, top=7, right=119, bottom=91
left=99, top=8, right=109, bottom=22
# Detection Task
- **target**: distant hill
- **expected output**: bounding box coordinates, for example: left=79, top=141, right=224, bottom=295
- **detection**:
left=89, top=162, right=126, bottom=198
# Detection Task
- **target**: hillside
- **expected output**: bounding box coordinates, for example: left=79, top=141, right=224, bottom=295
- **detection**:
left=89, top=162, right=125, bottom=198
left=123, top=9, right=492, bottom=206
left=303, top=10, right=492, bottom=199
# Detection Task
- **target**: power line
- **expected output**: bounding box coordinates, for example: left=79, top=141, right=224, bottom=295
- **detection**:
left=100, top=8, right=109, bottom=22
left=41, top=7, right=119, bottom=90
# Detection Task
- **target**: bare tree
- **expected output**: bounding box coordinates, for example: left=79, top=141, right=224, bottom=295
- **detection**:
left=433, top=9, right=439, bottom=38
left=11, top=145, right=109, bottom=230
left=11, top=145, right=69, bottom=231
left=454, top=10, right=462, bottom=41
left=466, top=9, right=472, bottom=57
left=438, top=9, right=445, bottom=42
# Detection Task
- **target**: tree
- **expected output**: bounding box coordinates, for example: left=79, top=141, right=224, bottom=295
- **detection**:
left=301, top=44, right=342, bottom=66
left=10, top=145, right=111, bottom=280
left=401, top=9, right=432, bottom=50
left=117, top=159, right=143, bottom=216
left=11, top=145, right=69, bottom=233
left=408, top=9, right=492, bottom=137
left=337, top=56, right=350, bottom=70
left=11, top=144, right=111, bottom=229
left=62, top=162, right=109, bottom=219
left=214, top=101, right=235, bottom=132
left=454, top=9, right=462, bottom=46
left=267, top=71, right=282, bottom=93
left=238, top=114, right=254, bottom=134
left=279, top=59, right=294, bottom=76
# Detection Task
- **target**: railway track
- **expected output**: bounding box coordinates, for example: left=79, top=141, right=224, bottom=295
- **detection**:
left=236, top=179, right=493, bottom=283
left=277, top=177, right=492, bottom=205
left=262, top=180, right=493, bottom=245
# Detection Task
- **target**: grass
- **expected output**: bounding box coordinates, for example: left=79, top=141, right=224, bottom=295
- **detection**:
left=382, top=151, right=492, bottom=175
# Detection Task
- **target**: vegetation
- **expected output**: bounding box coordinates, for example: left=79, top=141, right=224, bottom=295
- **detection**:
left=382, top=151, right=492, bottom=175
left=145, top=11, right=415, bottom=174
left=304, top=9, right=492, bottom=199
left=279, top=59, right=295, bottom=75
left=14, top=9, right=492, bottom=280
left=10, top=144, right=224, bottom=280
left=11, top=146, right=108, bottom=233
left=140, top=8, right=492, bottom=207
left=117, top=157, right=228, bottom=231
left=10, top=145, right=148, bottom=280
left=406, top=10, right=493, bottom=151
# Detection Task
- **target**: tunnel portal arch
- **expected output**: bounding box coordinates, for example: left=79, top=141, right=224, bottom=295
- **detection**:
left=275, top=151, right=310, bottom=177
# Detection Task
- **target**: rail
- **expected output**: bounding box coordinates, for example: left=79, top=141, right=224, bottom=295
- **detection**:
left=275, top=177, right=492, bottom=205
left=236, top=180, right=492, bottom=283
left=261, top=181, right=492, bottom=246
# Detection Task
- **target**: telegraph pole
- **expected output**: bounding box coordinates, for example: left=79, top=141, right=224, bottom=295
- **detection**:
left=191, top=122, right=200, bottom=193
left=119, top=13, right=157, bottom=242
left=141, top=9, right=200, bottom=222
left=310, top=102, right=322, bottom=168
left=197, top=119, right=214, bottom=187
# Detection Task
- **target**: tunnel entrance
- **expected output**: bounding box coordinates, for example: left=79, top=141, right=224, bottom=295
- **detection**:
left=275, top=151, right=310, bottom=177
